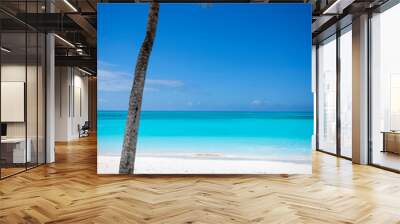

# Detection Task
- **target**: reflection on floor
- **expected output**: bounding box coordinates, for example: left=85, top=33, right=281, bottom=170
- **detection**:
left=0, top=167, right=25, bottom=178
left=0, top=136, right=400, bottom=223
left=0, top=162, right=41, bottom=179
left=373, top=151, right=400, bottom=170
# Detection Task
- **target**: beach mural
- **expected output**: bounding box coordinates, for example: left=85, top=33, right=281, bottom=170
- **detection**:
left=97, top=3, right=312, bottom=174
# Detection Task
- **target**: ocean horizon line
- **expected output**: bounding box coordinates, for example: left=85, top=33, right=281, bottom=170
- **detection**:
left=98, top=110, right=314, bottom=113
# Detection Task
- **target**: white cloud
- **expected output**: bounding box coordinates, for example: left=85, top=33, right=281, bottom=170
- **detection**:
left=186, top=101, right=201, bottom=107
left=144, top=87, right=160, bottom=92
left=98, top=70, right=132, bottom=92
left=147, top=79, right=184, bottom=87
left=251, top=99, right=268, bottom=106
left=98, top=69, right=183, bottom=92
left=98, top=60, right=118, bottom=68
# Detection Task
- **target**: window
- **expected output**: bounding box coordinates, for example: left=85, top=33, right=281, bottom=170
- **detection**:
left=370, top=2, right=400, bottom=171
left=339, top=27, right=352, bottom=158
left=317, top=35, right=337, bottom=154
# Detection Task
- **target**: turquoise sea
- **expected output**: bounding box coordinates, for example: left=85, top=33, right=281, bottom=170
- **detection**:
left=98, top=111, right=313, bottom=158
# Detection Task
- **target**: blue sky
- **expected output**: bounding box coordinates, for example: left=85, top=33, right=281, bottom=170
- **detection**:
left=98, top=3, right=312, bottom=111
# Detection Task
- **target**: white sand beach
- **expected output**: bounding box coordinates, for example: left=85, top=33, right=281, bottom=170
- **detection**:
left=97, top=154, right=311, bottom=174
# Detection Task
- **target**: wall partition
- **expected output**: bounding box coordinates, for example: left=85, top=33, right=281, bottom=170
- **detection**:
left=370, top=2, right=400, bottom=171
left=0, top=31, right=28, bottom=177
left=0, top=2, right=47, bottom=179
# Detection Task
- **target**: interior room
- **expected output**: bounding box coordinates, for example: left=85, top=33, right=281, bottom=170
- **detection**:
left=0, top=0, right=400, bottom=223
left=0, top=0, right=96, bottom=179
left=0, top=14, right=46, bottom=178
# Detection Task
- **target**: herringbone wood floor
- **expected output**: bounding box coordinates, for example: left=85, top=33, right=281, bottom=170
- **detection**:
left=1, top=136, right=400, bottom=224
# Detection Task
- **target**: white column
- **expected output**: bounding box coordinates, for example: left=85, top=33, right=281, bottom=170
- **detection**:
left=352, top=14, right=369, bottom=164
left=46, top=32, right=55, bottom=163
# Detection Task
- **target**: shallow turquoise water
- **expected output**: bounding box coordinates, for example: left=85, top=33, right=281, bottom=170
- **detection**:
left=98, top=111, right=313, bottom=157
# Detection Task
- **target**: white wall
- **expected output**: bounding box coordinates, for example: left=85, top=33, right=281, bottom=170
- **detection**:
left=55, top=66, right=70, bottom=141
left=1, top=65, right=26, bottom=140
left=72, top=73, right=89, bottom=138
left=1, top=65, right=41, bottom=137
left=55, top=67, right=89, bottom=141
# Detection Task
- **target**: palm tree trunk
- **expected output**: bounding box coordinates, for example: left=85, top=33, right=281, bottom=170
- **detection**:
left=119, top=2, right=160, bottom=174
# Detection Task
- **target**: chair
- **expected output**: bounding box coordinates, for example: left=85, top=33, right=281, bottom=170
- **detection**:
left=79, top=121, right=90, bottom=138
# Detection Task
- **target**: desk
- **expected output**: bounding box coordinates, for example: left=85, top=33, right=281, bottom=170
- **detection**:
left=382, top=131, right=400, bottom=154
left=1, top=138, right=31, bottom=163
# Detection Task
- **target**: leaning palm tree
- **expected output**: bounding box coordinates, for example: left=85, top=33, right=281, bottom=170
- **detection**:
left=119, top=2, right=160, bottom=174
